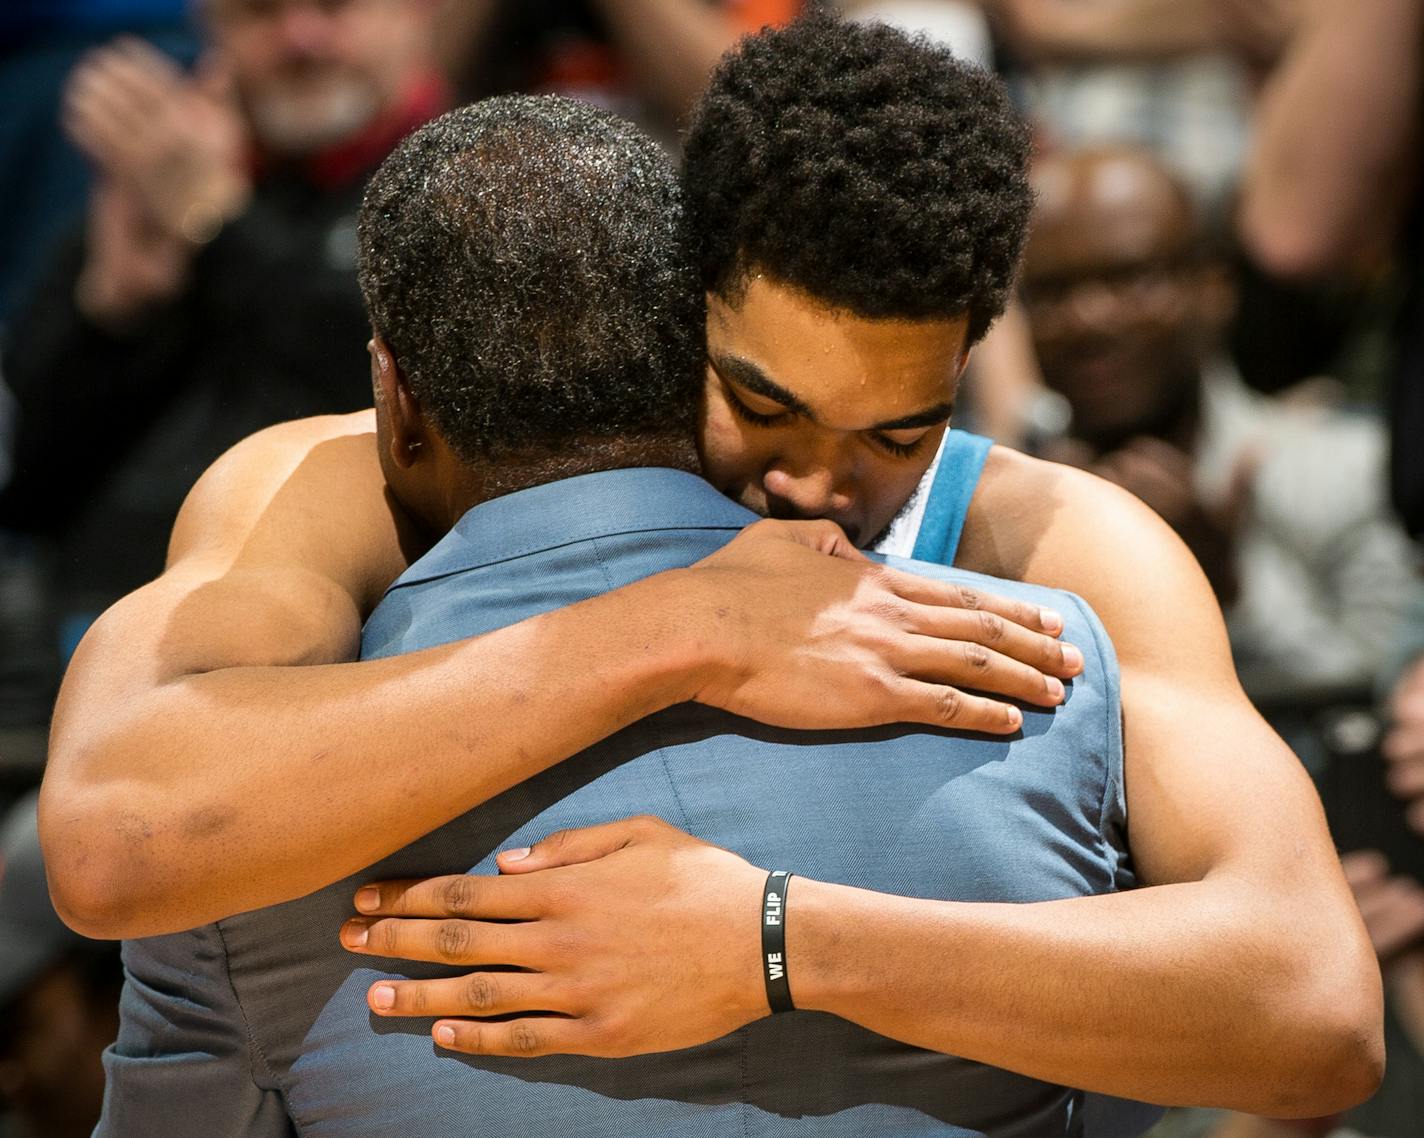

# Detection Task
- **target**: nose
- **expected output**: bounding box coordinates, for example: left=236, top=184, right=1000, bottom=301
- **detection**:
left=761, top=446, right=856, bottom=525
left=1067, top=280, right=1129, bottom=335
left=277, top=4, right=334, bottom=56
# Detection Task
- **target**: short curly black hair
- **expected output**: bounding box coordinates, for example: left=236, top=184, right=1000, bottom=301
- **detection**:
left=684, top=12, right=1033, bottom=343
left=357, top=96, right=703, bottom=465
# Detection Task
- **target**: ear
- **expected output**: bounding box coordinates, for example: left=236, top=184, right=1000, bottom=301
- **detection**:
left=371, top=336, right=428, bottom=471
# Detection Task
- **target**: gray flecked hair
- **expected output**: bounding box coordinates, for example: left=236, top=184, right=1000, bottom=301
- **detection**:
left=357, top=95, right=704, bottom=465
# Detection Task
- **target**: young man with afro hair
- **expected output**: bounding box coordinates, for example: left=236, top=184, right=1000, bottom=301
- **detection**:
left=41, top=13, right=1381, bottom=1120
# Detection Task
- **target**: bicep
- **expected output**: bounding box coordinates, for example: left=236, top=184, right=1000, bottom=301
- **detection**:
left=1028, top=471, right=1341, bottom=889
left=52, top=414, right=401, bottom=752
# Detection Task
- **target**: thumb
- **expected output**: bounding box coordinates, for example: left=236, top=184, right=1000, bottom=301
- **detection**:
left=496, top=815, right=661, bottom=874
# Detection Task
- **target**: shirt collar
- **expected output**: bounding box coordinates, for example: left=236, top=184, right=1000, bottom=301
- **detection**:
left=390, top=468, right=757, bottom=589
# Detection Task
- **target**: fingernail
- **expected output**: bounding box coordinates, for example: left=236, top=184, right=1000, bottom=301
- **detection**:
left=1045, top=676, right=1065, bottom=701
left=1039, top=608, right=1063, bottom=632
left=355, top=887, right=380, bottom=912
left=502, top=846, right=530, bottom=862
left=342, top=921, right=368, bottom=948
left=1006, top=705, right=1023, bottom=729
left=435, top=1025, right=456, bottom=1047
left=1061, top=645, right=1083, bottom=671
left=372, top=984, right=395, bottom=1010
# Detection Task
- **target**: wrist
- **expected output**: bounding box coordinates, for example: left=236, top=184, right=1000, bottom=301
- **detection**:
left=780, top=875, right=845, bottom=1015
left=169, top=174, right=250, bottom=248
left=605, top=568, right=731, bottom=708
left=640, top=565, right=752, bottom=708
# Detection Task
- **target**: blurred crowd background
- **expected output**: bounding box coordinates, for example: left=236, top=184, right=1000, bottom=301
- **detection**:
left=0, top=1, right=1421, bottom=1135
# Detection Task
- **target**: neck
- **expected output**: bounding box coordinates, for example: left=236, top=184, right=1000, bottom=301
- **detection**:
left=444, top=435, right=702, bottom=526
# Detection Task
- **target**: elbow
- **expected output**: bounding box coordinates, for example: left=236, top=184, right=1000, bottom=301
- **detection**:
left=39, top=792, right=157, bottom=940
left=1260, top=960, right=1386, bottom=1116
left=1269, top=1015, right=1384, bottom=1117
left=44, top=835, right=134, bottom=941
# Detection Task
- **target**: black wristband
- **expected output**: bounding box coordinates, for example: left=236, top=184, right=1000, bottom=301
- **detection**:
left=761, top=869, right=794, bottom=1014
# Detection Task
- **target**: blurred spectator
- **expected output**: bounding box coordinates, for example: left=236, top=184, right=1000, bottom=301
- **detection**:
left=0, top=790, right=120, bottom=1138
left=1385, top=651, right=1424, bottom=839
left=1020, top=146, right=1420, bottom=706
left=841, top=0, right=993, bottom=66
left=0, top=0, right=446, bottom=699
left=438, top=0, right=800, bottom=142
left=0, top=1, right=195, bottom=326
left=1233, top=0, right=1424, bottom=850
left=986, top=0, right=1276, bottom=213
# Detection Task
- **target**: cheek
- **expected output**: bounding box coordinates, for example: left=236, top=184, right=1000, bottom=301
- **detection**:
left=696, top=390, right=761, bottom=490
left=859, top=453, right=937, bottom=531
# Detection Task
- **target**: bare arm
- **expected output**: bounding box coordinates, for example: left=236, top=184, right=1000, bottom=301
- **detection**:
left=1238, top=0, right=1422, bottom=279
left=787, top=469, right=1381, bottom=1110
left=349, top=462, right=1382, bottom=1113
left=40, top=416, right=1080, bottom=938
left=991, top=0, right=1294, bottom=62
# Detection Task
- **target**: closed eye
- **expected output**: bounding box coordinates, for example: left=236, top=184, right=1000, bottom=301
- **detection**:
left=871, top=432, right=930, bottom=459
left=724, top=385, right=793, bottom=428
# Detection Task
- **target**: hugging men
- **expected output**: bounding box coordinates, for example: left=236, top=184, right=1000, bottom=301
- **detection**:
left=42, top=15, right=1379, bottom=1133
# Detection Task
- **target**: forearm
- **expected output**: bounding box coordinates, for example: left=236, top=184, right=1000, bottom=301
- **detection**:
left=1239, top=0, right=1422, bottom=278
left=42, top=570, right=712, bottom=937
left=787, top=875, right=1381, bottom=1113
left=588, top=0, right=743, bottom=122
left=1011, top=0, right=1234, bottom=61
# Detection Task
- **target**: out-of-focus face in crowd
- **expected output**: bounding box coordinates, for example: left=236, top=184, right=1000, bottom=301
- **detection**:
left=204, top=0, right=431, bottom=153
left=1020, top=149, right=1225, bottom=449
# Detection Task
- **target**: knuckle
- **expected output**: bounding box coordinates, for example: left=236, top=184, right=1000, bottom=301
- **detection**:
left=976, top=610, right=1006, bottom=644
left=936, top=687, right=963, bottom=724
left=464, top=973, right=499, bottom=1013
left=374, top=920, right=401, bottom=956
left=631, top=814, right=666, bottom=837
left=509, top=1023, right=543, bottom=1055
left=866, top=596, right=905, bottom=625
left=455, top=1024, right=484, bottom=1053
left=538, top=876, right=577, bottom=913
left=436, top=920, right=472, bottom=962
left=545, top=926, right=587, bottom=963
left=957, top=585, right=981, bottom=611
left=542, top=828, right=573, bottom=854
left=440, top=875, right=478, bottom=917
left=962, top=642, right=991, bottom=671
left=405, top=982, right=429, bottom=1015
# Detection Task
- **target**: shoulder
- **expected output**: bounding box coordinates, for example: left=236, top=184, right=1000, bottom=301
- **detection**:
left=168, top=411, right=420, bottom=616
left=962, top=446, right=1235, bottom=682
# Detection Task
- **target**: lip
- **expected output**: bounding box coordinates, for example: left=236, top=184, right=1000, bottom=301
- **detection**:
left=750, top=491, right=863, bottom=546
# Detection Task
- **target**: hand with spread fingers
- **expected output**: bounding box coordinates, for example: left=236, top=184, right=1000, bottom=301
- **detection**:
left=688, top=518, right=1083, bottom=736
left=63, top=37, right=250, bottom=324
left=339, top=816, right=770, bottom=1059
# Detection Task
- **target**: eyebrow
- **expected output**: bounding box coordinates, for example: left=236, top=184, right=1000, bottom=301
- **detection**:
left=710, top=352, right=955, bottom=432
